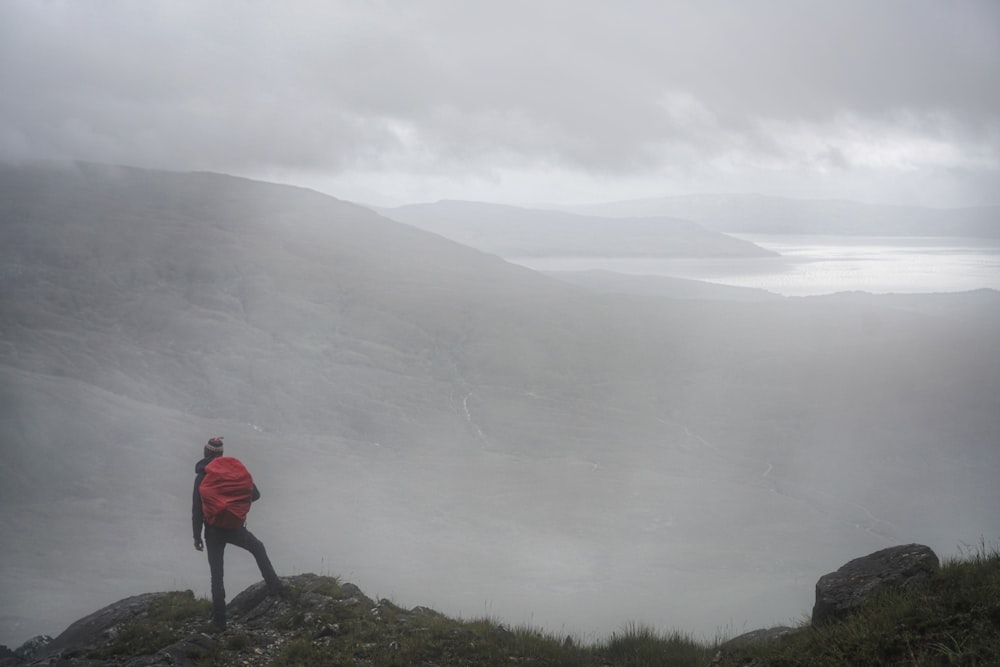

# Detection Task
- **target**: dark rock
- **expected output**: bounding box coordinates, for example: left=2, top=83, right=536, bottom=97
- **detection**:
left=370, top=598, right=404, bottom=620
left=226, top=587, right=287, bottom=628
left=313, top=623, right=340, bottom=639
left=7, top=574, right=408, bottom=666
left=490, top=625, right=514, bottom=643
left=0, top=645, right=18, bottom=667
left=724, top=626, right=797, bottom=646
left=227, top=579, right=279, bottom=618
left=410, top=605, right=444, bottom=617
left=812, top=543, right=939, bottom=625
left=122, top=632, right=217, bottom=667
left=13, top=635, right=52, bottom=661
left=227, top=574, right=373, bottom=630
left=339, top=582, right=363, bottom=598
left=711, top=626, right=797, bottom=666
left=33, top=593, right=169, bottom=662
left=297, top=592, right=334, bottom=610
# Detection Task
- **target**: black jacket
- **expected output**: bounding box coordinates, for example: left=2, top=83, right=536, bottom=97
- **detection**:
left=192, top=454, right=261, bottom=540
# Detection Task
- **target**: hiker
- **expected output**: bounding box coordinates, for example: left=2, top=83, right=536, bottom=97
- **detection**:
left=192, top=436, right=283, bottom=630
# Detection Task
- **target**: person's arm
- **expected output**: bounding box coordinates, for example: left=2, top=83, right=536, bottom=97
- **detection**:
left=192, top=473, right=205, bottom=550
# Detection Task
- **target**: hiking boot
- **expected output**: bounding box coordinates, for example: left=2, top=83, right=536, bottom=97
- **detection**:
left=267, top=581, right=290, bottom=599
left=195, top=619, right=226, bottom=635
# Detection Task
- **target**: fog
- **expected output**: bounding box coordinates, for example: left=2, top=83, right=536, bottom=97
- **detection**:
left=1, top=164, right=998, bottom=647
left=2, top=1, right=999, bottom=649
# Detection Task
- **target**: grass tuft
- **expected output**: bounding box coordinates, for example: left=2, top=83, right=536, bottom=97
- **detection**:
left=90, top=591, right=212, bottom=659
left=148, top=590, right=211, bottom=623
left=602, top=622, right=712, bottom=667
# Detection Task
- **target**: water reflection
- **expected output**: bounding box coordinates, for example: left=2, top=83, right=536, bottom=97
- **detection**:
left=510, top=236, right=1000, bottom=296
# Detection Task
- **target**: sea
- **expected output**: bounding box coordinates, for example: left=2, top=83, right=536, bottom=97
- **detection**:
left=509, top=235, right=1000, bottom=297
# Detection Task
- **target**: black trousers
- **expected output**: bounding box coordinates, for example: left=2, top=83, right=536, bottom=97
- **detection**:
left=204, top=524, right=279, bottom=627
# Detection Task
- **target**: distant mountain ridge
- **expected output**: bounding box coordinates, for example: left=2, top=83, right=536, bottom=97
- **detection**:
left=563, top=193, right=1000, bottom=237
left=379, top=199, right=776, bottom=257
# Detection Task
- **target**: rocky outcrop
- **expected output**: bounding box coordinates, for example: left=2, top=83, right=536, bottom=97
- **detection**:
left=0, top=544, right=955, bottom=665
left=812, top=543, right=940, bottom=625
left=710, top=626, right=798, bottom=666
left=10, top=574, right=438, bottom=666
left=0, top=635, right=50, bottom=666
left=29, top=592, right=170, bottom=663
left=723, top=626, right=797, bottom=646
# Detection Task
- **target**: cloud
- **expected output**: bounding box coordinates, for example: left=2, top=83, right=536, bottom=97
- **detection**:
left=1, top=0, right=997, bottom=205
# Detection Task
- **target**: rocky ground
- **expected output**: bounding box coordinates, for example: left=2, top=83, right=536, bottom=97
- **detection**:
left=7, top=542, right=996, bottom=666
left=4, top=573, right=472, bottom=666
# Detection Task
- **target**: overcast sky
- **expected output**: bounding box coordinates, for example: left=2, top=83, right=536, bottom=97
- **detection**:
left=1, top=1, right=998, bottom=207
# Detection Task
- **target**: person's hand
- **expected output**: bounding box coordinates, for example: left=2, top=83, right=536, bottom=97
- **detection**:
left=194, top=539, right=204, bottom=552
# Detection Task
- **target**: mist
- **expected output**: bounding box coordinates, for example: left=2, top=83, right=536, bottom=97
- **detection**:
left=2, top=163, right=998, bottom=647
left=2, top=0, right=999, bottom=650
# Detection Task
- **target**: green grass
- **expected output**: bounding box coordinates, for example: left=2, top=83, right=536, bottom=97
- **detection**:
left=268, top=614, right=715, bottom=667
left=602, top=623, right=713, bottom=667
left=148, top=589, right=212, bottom=623
left=89, top=590, right=211, bottom=659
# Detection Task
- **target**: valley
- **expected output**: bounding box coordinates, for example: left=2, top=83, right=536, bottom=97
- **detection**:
left=1, top=163, right=998, bottom=646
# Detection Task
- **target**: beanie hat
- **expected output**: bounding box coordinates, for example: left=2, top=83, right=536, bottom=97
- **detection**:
left=205, top=436, right=224, bottom=454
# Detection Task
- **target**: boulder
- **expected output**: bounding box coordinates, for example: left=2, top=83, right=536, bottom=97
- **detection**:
left=227, top=574, right=374, bottom=630
left=723, top=626, right=797, bottom=646
left=11, top=635, right=51, bottom=663
left=121, top=632, right=217, bottom=667
left=32, top=592, right=170, bottom=662
left=710, top=625, right=798, bottom=666
left=812, top=543, right=939, bottom=625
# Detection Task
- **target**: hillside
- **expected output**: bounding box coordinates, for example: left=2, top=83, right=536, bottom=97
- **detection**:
left=379, top=199, right=775, bottom=257
left=1, top=162, right=998, bottom=648
left=540, top=270, right=783, bottom=302
left=6, top=543, right=999, bottom=666
left=3, top=574, right=718, bottom=667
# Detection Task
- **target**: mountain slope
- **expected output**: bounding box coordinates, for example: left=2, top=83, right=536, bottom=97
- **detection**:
left=1, top=162, right=998, bottom=647
left=380, top=199, right=775, bottom=257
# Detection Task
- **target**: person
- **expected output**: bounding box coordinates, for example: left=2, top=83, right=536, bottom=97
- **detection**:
left=192, top=436, right=283, bottom=631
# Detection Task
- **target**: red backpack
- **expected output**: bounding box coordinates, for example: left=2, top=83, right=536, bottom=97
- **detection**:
left=200, top=457, right=254, bottom=528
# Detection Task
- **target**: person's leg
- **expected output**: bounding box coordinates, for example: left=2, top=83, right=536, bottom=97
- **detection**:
left=232, top=527, right=281, bottom=591
left=204, top=526, right=228, bottom=629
